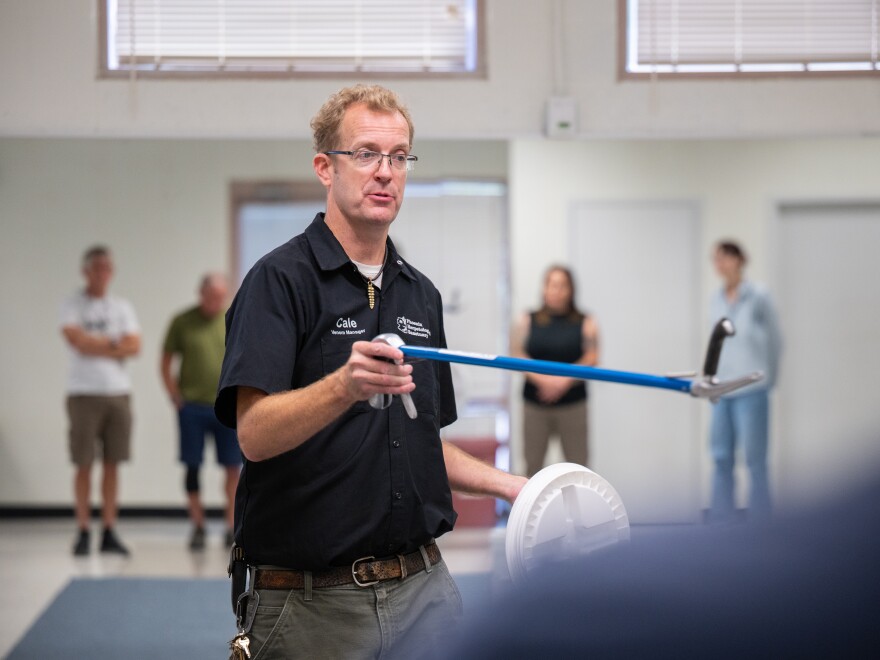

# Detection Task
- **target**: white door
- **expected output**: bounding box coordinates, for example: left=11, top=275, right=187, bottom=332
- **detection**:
left=392, top=182, right=510, bottom=446
left=569, top=201, right=701, bottom=523
left=237, top=201, right=324, bottom=283
left=775, top=203, right=880, bottom=508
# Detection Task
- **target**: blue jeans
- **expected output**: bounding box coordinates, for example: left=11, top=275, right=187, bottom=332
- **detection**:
left=709, top=389, right=771, bottom=522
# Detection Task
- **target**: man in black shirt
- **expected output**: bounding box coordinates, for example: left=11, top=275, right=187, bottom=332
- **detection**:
left=216, top=84, right=527, bottom=659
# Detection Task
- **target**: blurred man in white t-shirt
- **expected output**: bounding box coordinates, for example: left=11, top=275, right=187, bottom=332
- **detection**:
left=61, top=245, right=141, bottom=556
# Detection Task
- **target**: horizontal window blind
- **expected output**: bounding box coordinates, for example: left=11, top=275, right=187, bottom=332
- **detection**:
left=626, top=0, right=879, bottom=74
left=105, top=0, right=479, bottom=74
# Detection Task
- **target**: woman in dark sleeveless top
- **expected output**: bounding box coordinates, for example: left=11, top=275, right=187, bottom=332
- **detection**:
left=511, top=265, right=600, bottom=477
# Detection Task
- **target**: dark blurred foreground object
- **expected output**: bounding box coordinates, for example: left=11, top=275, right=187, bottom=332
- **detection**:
left=438, top=476, right=880, bottom=659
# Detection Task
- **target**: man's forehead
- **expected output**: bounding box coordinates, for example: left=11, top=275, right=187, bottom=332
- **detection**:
left=87, top=256, right=113, bottom=268
left=340, top=105, right=410, bottom=145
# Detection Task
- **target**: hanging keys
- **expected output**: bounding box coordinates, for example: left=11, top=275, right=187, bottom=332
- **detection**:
left=229, top=631, right=251, bottom=660
left=230, top=583, right=258, bottom=659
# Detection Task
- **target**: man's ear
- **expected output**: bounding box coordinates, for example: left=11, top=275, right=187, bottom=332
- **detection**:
left=313, top=153, right=333, bottom=187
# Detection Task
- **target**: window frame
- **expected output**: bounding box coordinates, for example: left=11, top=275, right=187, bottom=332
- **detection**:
left=98, top=0, right=487, bottom=80
left=618, top=0, right=880, bottom=80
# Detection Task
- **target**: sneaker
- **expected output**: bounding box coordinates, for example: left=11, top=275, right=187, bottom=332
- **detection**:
left=100, top=528, right=131, bottom=556
left=189, top=526, right=206, bottom=551
left=72, top=529, right=90, bottom=556
left=224, top=529, right=235, bottom=548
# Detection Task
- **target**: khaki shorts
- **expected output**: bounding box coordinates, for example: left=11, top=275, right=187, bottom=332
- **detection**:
left=523, top=398, right=588, bottom=477
left=66, top=395, right=132, bottom=466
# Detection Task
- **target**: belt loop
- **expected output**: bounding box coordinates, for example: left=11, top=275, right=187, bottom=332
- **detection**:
left=303, top=571, right=313, bottom=602
left=418, top=545, right=432, bottom=574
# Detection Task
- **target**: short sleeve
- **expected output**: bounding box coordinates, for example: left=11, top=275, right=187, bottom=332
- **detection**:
left=119, top=299, right=140, bottom=335
left=162, top=316, right=181, bottom=355
left=60, top=296, right=79, bottom=329
left=434, top=294, right=458, bottom=429
left=215, top=259, right=300, bottom=428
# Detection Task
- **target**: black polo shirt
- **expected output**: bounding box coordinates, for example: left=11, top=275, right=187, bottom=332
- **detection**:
left=215, top=213, right=457, bottom=570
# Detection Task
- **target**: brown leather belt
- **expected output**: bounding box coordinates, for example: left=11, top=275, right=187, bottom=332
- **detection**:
left=254, top=542, right=441, bottom=590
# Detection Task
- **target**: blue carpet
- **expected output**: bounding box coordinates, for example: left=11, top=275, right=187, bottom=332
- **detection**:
left=9, top=573, right=493, bottom=659
left=9, top=578, right=231, bottom=660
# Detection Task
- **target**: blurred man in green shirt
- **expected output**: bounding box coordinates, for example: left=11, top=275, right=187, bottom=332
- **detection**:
left=161, top=273, right=241, bottom=550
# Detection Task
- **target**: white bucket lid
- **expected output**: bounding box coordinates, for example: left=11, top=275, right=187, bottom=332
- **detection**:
left=506, top=462, right=630, bottom=583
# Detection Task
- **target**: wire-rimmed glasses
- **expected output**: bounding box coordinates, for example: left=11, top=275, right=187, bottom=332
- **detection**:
left=324, top=149, right=418, bottom=173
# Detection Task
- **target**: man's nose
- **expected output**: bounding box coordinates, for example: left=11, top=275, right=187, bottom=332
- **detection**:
left=374, top=155, right=394, bottom=176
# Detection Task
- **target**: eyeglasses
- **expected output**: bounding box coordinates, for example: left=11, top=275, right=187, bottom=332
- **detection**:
left=324, top=149, right=418, bottom=173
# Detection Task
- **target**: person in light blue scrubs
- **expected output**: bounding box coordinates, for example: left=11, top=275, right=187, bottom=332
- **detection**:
left=709, top=241, right=782, bottom=522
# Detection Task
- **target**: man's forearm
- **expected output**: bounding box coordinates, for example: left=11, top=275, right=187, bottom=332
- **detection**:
left=113, top=334, right=140, bottom=358
left=160, top=353, right=182, bottom=406
left=236, top=372, right=359, bottom=462
left=64, top=327, right=140, bottom=358
left=442, top=441, right=527, bottom=504
left=236, top=339, right=416, bottom=462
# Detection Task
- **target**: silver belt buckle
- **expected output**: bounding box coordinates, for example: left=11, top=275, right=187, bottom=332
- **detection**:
left=351, top=556, right=378, bottom=587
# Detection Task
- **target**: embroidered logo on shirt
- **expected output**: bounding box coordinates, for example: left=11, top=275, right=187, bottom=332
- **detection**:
left=397, top=316, right=432, bottom=339
left=331, top=317, right=367, bottom=336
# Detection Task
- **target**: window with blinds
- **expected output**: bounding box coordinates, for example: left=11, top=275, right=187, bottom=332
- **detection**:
left=623, top=0, right=879, bottom=75
left=101, top=0, right=482, bottom=77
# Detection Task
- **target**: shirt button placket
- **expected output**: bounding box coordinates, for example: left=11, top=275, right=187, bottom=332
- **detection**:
left=382, top=291, right=408, bottom=554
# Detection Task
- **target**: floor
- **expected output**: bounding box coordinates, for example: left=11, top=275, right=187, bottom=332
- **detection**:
left=0, top=518, right=506, bottom=658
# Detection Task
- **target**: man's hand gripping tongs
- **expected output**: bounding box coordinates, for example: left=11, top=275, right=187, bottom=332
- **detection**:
left=368, top=333, right=418, bottom=419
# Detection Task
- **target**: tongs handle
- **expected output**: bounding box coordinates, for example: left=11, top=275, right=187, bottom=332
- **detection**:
left=691, top=318, right=763, bottom=401
left=367, top=333, right=418, bottom=419
left=703, top=318, right=735, bottom=379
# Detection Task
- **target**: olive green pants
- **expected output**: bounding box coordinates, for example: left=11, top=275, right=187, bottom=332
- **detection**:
left=245, top=558, right=462, bottom=660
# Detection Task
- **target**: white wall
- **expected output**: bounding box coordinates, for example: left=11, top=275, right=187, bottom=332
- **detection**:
left=1, top=0, right=878, bottom=140
left=568, top=201, right=703, bottom=523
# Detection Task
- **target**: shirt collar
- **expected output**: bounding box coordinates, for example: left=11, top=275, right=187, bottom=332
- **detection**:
left=305, top=212, right=416, bottom=281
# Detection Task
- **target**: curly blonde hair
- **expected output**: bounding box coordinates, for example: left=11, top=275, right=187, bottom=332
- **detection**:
left=310, top=84, right=414, bottom=153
